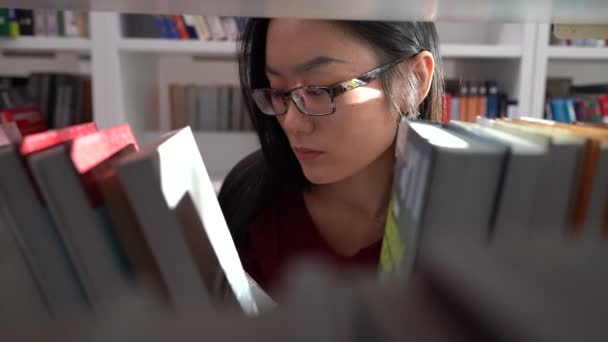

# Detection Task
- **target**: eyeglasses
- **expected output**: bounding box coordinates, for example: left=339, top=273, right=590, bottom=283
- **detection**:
left=252, top=54, right=415, bottom=116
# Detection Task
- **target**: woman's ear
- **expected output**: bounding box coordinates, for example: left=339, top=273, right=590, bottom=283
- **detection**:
left=411, top=51, right=435, bottom=105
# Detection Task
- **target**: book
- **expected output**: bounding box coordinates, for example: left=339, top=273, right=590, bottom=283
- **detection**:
left=0, top=141, right=88, bottom=318
left=26, top=124, right=134, bottom=310
left=0, top=194, right=51, bottom=323
left=182, top=15, right=198, bottom=39
left=206, top=16, right=227, bottom=40
left=380, top=119, right=507, bottom=278
left=0, top=9, right=9, bottom=37
left=8, top=9, right=20, bottom=37
left=171, top=15, right=189, bottom=39
left=169, top=84, right=187, bottom=129
left=45, top=10, right=58, bottom=36
left=448, top=121, right=549, bottom=237
left=518, top=117, right=608, bottom=237
left=122, top=14, right=160, bottom=38
left=33, top=9, right=46, bottom=36
left=478, top=117, right=586, bottom=234
left=193, top=15, right=211, bottom=41
left=221, top=17, right=239, bottom=41
left=16, top=9, right=34, bottom=36
left=114, top=127, right=258, bottom=314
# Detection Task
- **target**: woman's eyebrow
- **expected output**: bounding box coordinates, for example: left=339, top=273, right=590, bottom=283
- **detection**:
left=265, top=56, right=348, bottom=76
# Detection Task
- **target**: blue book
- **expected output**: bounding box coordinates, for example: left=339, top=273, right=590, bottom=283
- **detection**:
left=564, top=98, right=577, bottom=123
left=550, top=98, right=568, bottom=123
left=486, top=81, right=500, bottom=118
left=154, top=16, right=171, bottom=39
left=163, top=15, right=180, bottom=39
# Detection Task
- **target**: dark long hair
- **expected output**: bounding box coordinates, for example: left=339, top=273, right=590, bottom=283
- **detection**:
left=219, top=19, right=443, bottom=249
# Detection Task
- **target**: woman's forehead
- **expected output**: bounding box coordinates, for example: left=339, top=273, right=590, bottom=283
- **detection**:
left=265, top=19, right=378, bottom=76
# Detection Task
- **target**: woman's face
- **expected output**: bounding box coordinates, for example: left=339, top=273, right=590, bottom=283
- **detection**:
left=265, top=19, right=399, bottom=185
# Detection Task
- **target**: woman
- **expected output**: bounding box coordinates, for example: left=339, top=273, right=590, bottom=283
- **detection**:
left=219, top=18, right=443, bottom=292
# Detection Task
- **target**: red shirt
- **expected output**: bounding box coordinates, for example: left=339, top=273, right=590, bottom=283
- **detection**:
left=239, top=193, right=382, bottom=292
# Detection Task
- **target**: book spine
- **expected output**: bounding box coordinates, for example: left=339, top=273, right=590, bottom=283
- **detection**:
left=163, top=15, right=180, bottom=39
left=34, top=9, right=47, bottom=36
left=57, top=11, right=65, bottom=37
left=0, top=9, right=9, bottom=37
left=45, top=10, right=58, bottom=36
left=63, top=10, right=78, bottom=37
left=152, top=16, right=170, bottom=39
left=442, top=94, right=451, bottom=123
left=171, top=15, right=189, bottom=40
left=205, top=16, right=227, bottom=40
left=17, top=9, right=34, bottom=36
left=220, top=17, right=239, bottom=41
left=8, top=9, right=20, bottom=37
left=194, top=16, right=211, bottom=40
left=182, top=15, right=198, bottom=39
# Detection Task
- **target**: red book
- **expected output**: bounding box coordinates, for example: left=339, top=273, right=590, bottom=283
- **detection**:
left=0, top=106, right=47, bottom=136
left=442, top=94, right=452, bottom=123
left=68, top=123, right=139, bottom=206
left=172, top=15, right=189, bottom=39
left=599, top=94, right=608, bottom=118
left=20, top=122, right=98, bottom=156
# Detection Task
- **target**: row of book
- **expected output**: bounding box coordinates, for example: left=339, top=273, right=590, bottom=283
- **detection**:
left=0, top=121, right=271, bottom=322
left=381, top=117, right=608, bottom=278
left=0, top=8, right=89, bottom=38
left=169, top=84, right=251, bottom=131
left=442, top=79, right=517, bottom=123
left=0, top=73, right=93, bottom=129
left=122, top=14, right=243, bottom=41
left=545, top=78, right=608, bottom=124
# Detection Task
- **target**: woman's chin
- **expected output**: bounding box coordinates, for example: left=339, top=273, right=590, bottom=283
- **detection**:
left=301, top=167, right=343, bottom=185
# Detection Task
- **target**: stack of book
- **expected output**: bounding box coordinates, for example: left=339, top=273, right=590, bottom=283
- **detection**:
left=1, top=73, right=93, bottom=130
left=0, top=8, right=89, bottom=38
left=443, top=79, right=517, bottom=123
left=0, top=121, right=271, bottom=322
left=122, top=14, right=242, bottom=41
left=169, top=84, right=251, bottom=131
left=545, top=78, right=608, bottom=124
left=381, top=117, right=608, bottom=278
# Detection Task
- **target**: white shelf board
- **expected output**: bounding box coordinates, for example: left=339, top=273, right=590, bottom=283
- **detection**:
left=0, top=37, right=91, bottom=52
left=8, top=0, right=608, bottom=23
left=118, top=38, right=237, bottom=57
left=546, top=46, right=608, bottom=60
left=118, top=39, right=523, bottom=59
left=441, top=44, right=522, bottom=58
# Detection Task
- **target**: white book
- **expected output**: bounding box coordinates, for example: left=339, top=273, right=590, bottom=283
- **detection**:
left=62, top=10, right=79, bottom=37
left=220, top=17, right=239, bottom=41
left=205, top=16, right=227, bottom=40
left=115, top=127, right=258, bottom=315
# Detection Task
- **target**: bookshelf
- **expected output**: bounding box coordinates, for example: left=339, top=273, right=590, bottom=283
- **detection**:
left=531, top=23, right=608, bottom=118
left=1, top=9, right=606, bottom=182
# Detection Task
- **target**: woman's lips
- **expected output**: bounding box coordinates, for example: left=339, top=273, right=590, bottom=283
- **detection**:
left=293, top=147, right=325, bottom=161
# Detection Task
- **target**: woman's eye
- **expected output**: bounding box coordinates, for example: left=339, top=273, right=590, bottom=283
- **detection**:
left=305, top=88, right=325, bottom=96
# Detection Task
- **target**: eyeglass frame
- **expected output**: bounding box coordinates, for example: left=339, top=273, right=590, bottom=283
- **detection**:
left=252, top=52, right=420, bottom=116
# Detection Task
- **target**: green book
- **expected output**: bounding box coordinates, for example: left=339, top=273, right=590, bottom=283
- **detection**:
left=0, top=9, right=9, bottom=36
left=57, top=10, right=65, bottom=36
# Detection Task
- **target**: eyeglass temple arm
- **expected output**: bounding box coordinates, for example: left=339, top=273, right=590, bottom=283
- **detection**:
left=332, top=55, right=411, bottom=97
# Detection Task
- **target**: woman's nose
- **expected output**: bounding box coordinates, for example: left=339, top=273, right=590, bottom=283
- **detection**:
left=278, top=98, right=314, bottom=135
